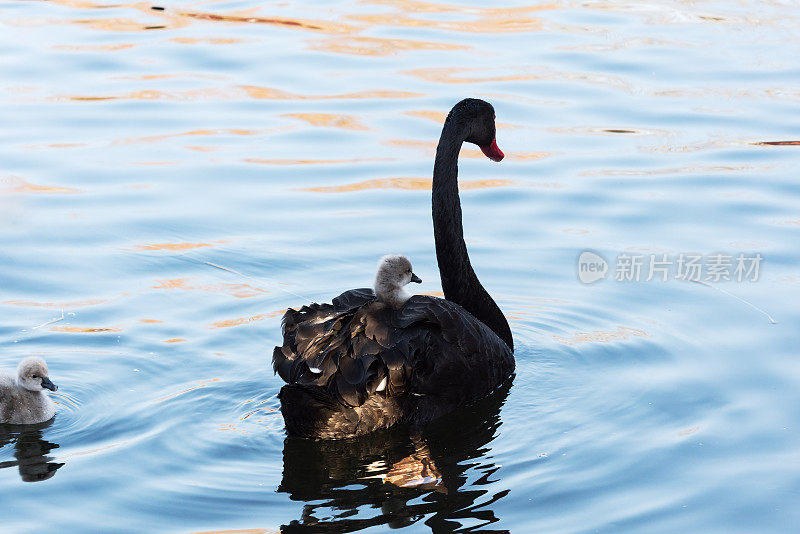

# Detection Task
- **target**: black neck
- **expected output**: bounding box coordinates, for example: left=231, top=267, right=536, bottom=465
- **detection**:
left=432, top=117, right=513, bottom=351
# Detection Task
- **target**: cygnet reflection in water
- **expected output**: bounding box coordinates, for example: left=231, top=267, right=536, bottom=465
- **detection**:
left=0, top=420, right=64, bottom=482
left=278, top=377, right=513, bottom=533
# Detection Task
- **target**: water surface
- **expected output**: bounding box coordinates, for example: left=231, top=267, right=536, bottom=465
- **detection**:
left=1, top=0, right=799, bottom=532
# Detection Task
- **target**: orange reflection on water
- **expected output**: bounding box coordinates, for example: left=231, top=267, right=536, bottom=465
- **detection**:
left=404, top=66, right=632, bottom=94
left=114, top=73, right=224, bottom=81
left=58, top=86, right=423, bottom=103
left=46, top=0, right=185, bottom=32
left=152, top=278, right=268, bottom=298
left=135, top=241, right=227, bottom=252
left=210, top=309, right=285, bottom=329
left=217, top=423, right=250, bottom=435
left=383, top=138, right=437, bottom=155
left=166, top=4, right=353, bottom=34
left=50, top=326, right=122, bottom=333
left=311, top=35, right=467, bottom=56
left=281, top=113, right=369, bottom=130
left=115, top=128, right=263, bottom=146
left=163, top=338, right=186, bottom=343
left=405, top=109, right=447, bottom=122
left=53, top=43, right=135, bottom=52
left=507, top=151, right=551, bottom=161
left=553, top=326, right=649, bottom=346
left=23, top=142, right=88, bottom=150
left=349, top=0, right=551, bottom=34
left=245, top=157, right=392, bottom=165
left=70, top=17, right=183, bottom=32
left=3, top=297, right=113, bottom=309
left=239, top=85, right=423, bottom=101
left=383, top=441, right=444, bottom=491
left=405, top=66, right=542, bottom=84
left=297, top=176, right=516, bottom=193
left=2, top=176, right=81, bottom=195
left=64, top=95, right=117, bottom=101
left=44, top=1, right=355, bottom=34
left=241, top=398, right=280, bottom=420
left=755, top=140, right=800, bottom=145
left=49, top=0, right=124, bottom=8
left=56, top=88, right=228, bottom=102
left=170, top=37, right=247, bottom=45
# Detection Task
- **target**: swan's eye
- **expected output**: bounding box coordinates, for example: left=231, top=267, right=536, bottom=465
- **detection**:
left=31, top=374, right=38, bottom=379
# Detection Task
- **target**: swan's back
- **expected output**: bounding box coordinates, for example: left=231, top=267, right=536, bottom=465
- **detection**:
left=273, top=288, right=514, bottom=438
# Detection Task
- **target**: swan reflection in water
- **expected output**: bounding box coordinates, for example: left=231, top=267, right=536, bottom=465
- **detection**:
left=0, top=420, right=64, bottom=482
left=278, top=378, right=513, bottom=533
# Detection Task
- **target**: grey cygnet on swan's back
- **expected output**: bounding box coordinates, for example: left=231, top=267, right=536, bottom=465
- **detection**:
left=373, top=254, right=423, bottom=309
left=0, top=357, right=59, bottom=425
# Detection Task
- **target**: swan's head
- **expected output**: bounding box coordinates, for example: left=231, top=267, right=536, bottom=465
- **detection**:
left=17, top=357, right=57, bottom=392
left=374, top=254, right=422, bottom=308
left=452, top=98, right=504, bottom=162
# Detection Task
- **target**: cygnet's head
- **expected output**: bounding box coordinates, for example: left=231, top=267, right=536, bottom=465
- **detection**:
left=17, top=357, right=57, bottom=392
left=374, top=254, right=422, bottom=308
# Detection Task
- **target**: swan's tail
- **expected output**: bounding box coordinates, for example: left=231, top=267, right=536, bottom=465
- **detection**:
left=278, top=384, right=350, bottom=439
left=279, top=384, right=407, bottom=439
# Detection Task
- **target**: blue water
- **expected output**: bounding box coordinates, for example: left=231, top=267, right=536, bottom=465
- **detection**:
left=1, top=0, right=799, bottom=532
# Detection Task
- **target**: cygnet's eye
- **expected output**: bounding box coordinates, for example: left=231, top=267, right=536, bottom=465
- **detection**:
left=31, top=374, right=38, bottom=379
left=406, top=269, right=411, bottom=274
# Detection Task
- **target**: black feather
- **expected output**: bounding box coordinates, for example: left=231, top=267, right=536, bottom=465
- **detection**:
left=272, top=289, right=514, bottom=439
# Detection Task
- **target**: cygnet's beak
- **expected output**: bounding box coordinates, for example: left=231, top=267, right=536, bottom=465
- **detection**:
left=411, top=273, right=422, bottom=283
left=41, top=377, right=58, bottom=392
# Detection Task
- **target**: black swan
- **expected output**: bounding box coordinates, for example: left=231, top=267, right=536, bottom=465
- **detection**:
left=273, top=98, right=515, bottom=439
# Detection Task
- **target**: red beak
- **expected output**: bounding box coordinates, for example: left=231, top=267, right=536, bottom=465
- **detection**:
left=480, top=139, right=504, bottom=162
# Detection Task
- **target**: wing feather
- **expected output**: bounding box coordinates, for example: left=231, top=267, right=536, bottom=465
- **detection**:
left=272, top=289, right=513, bottom=410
